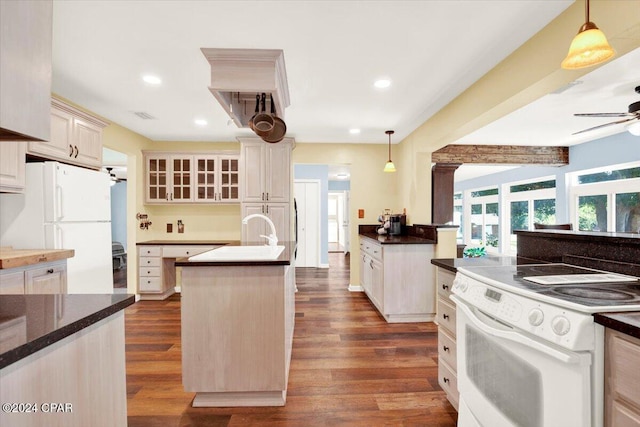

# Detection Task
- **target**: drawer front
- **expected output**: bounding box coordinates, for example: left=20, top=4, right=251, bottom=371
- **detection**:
left=607, top=330, right=640, bottom=409
left=139, top=266, right=161, bottom=277
left=437, top=298, right=457, bottom=336
left=438, top=328, right=457, bottom=371
left=139, top=246, right=161, bottom=257
left=162, top=245, right=215, bottom=258
left=361, top=239, right=382, bottom=261
left=438, top=359, right=459, bottom=406
left=437, top=268, right=456, bottom=299
left=139, top=276, right=162, bottom=292
left=139, top=256, right=161, bottom=267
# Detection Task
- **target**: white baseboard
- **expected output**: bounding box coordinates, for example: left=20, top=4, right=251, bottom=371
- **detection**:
left=348, top=284, right=363, bottom=292
left=175, top=286, right=181, bottom=293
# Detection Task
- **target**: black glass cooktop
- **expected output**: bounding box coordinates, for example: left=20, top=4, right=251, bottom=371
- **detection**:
left=459, top=263, right=640, bottom=308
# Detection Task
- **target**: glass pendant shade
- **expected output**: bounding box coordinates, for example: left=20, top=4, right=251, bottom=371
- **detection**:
left=383, top=161, right=396, bottom=173
left=561, top=22, right=615, bottom=69
left=383, top=130, right=396, bottom=173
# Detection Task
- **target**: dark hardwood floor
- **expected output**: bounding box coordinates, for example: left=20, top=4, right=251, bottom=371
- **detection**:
left=124, top=252, right=457, bottom=426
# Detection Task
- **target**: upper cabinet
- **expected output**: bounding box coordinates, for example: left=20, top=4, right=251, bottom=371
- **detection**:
left=144, top=152, right=240, bottom=204
left=27, top=99, right=108, bottom=170
left=0, top=142, right=26, bottom=193
left=0, top=0, right=52, bottom=142
left=240, top=138, right=292, bottom=203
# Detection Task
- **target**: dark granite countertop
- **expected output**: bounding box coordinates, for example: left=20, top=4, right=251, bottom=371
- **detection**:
left=137, top=240, right=238, bottom=246
left=0, top=293, right=135, bottom=369
left=514, top=229, right=640, bottom=244
left=175, top=241, right=296, bottom=267
left=594, top=312, right=640, bottom=340
left=359, top=233, right=436, bottom=245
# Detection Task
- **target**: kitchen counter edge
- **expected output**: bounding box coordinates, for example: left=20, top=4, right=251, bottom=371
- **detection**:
left=594, top=312, right=640, bottom=340
left=174, top=241, right=297, bottom=267
left=0, top=293, right=135, bottom=369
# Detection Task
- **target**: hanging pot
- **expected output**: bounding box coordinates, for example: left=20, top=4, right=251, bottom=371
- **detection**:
left=248, top=94, right=260, bottom=131
left=262, top=94, right=287, bottom=143
left=253, top=93, right=275, bottom=137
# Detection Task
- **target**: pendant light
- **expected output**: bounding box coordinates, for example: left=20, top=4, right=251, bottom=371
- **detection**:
left=561, top=0, right=614, bottom=70
left=383, top=130, right=396, bottom=173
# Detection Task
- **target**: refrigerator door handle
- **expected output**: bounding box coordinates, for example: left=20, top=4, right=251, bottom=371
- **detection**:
left=57, top=225, right=64, bottom=248
left=56, top=185, right=64, bottom=220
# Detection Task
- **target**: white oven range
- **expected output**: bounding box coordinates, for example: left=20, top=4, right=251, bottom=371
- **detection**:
left=450, top=263, right=640, bottom=427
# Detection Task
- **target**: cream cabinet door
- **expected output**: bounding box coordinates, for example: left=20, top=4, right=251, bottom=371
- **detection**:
left=265, top=203, right=289, bottom=244
left=28, top=106, right=74, bottom=161
left=241, top=142, right=265, bottom=202
left=73, top=117, right=103, bottom=168
left=0, top=271, right=25, bottom=294
left=0, top=141, right=26, bottom=193
left=264, top=142, right=291, bottom=203
left=25, top=264, right=67, bottom=294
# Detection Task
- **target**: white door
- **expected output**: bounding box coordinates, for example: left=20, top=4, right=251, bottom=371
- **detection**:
left=294, top=180, right=320, bottom=267
left=340, top=191, right=350, bottom=254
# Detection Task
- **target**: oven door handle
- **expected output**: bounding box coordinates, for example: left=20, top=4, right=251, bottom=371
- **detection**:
left=452, top=296, right=589, bottom=365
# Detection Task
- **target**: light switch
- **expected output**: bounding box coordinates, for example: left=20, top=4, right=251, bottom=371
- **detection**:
left=358, top=209, right=364, bottom=219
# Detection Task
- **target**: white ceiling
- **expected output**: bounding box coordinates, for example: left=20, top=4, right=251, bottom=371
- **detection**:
left=52, top=0, right=577, bottom=145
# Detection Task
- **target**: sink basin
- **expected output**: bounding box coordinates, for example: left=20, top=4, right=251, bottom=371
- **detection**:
left=188, top=245, right=285, bottom=261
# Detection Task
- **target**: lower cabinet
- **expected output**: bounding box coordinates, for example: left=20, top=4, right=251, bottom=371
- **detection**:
left=0, top=260, right=67, bottom=294
left=137, top=244, right=216, bottom=300
left=436, top=266, right=459, bottom=410
left=359, top=236, right=436, bottom=323
left=605, top=328, right=640, bottom=427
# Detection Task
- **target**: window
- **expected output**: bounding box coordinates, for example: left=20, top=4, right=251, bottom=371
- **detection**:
left=504, top=178, right=557, bottom=253
left=464, top=187, right=499, bottom=252
left=454, top=192, right=463, bottom=242
left=570, top=163, right=640, bottom=234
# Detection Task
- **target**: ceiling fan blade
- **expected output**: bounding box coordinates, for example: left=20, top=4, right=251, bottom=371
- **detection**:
left=574, top=112, right=633, bottom=118
left=572, top=117, right=638, bottom=135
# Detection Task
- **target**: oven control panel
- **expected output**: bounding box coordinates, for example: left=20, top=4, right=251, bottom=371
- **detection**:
left=452, top=273, right=596, bottom=351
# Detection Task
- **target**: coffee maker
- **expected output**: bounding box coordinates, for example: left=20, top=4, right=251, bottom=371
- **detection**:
left=389, top=214, right=406, bottom=236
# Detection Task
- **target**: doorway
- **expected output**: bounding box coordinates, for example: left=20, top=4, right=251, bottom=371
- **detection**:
left=328, top=191, right=350, bottom=253
left=294, top=179, right=321, bottom=267
left=103, top=147, right=128, bottom=290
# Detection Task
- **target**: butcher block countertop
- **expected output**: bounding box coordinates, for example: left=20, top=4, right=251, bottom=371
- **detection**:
left=0, top=248, right=75, bottom=269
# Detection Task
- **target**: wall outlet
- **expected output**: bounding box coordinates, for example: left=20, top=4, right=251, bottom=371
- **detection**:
left=167, top=223, right=173, bottom=233
left=358, top=209, right=364, bottom=219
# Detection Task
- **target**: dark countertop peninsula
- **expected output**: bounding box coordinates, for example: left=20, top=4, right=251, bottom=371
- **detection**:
left=430, top=256, right=541, bottom=273
left=594, top=312, right=640, bottom=340
left=0, top=293, right=135, bottom=369
left=175, top=241, right=296, bottom=267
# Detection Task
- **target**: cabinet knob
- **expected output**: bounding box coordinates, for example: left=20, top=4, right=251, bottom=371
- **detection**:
left=73, top=145, right=79, bottom=158
left=186, top=251, right=190, bottom=255
left=442, top=284, right=449, bottom=290
left=47, top=268, right=54, bottom=274
left=443, top=377, right=450, bottom=384
left=69, top=144, right=74, bottom=157
left=443, top=314, right=450, bottom=320
left=443, top=345, right=449, bottom=352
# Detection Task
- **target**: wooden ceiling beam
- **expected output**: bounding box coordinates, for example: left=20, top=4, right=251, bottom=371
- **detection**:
left=432, top=144, right=568, bottom=166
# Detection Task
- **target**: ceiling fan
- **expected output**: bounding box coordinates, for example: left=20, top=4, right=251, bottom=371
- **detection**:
left=105, top=167, right=126, bottom=185
left=572, top=85, right=640, bottom=135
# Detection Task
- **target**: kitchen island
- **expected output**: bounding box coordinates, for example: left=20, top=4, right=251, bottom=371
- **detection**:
left=0, top=293, right=134, bottom=427
left=174, top=242, right=296, bottom=407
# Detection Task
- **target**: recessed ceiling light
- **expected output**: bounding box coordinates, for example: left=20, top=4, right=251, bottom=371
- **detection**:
left=336, top=173, right=350, bottom=179
left=349, top=128, right=361, bottom=134
left=142, top=75, right=162, bottom=85
left=374, top=79, right=391, bottom=89
left=194, top=119, right=208, bottom=126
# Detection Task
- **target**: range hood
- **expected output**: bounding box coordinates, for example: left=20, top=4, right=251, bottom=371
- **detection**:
left=201, top=48, right=290, bottom=128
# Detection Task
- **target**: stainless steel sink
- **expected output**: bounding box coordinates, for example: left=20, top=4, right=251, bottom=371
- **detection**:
left=188, top=245, right=285, bottom=261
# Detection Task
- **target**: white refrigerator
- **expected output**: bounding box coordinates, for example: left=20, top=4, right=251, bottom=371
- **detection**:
left=0, top=162, right=113, bottom=293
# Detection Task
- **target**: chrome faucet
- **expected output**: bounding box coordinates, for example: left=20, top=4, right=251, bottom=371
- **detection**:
left=242, top=214, right=278, bottom=246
